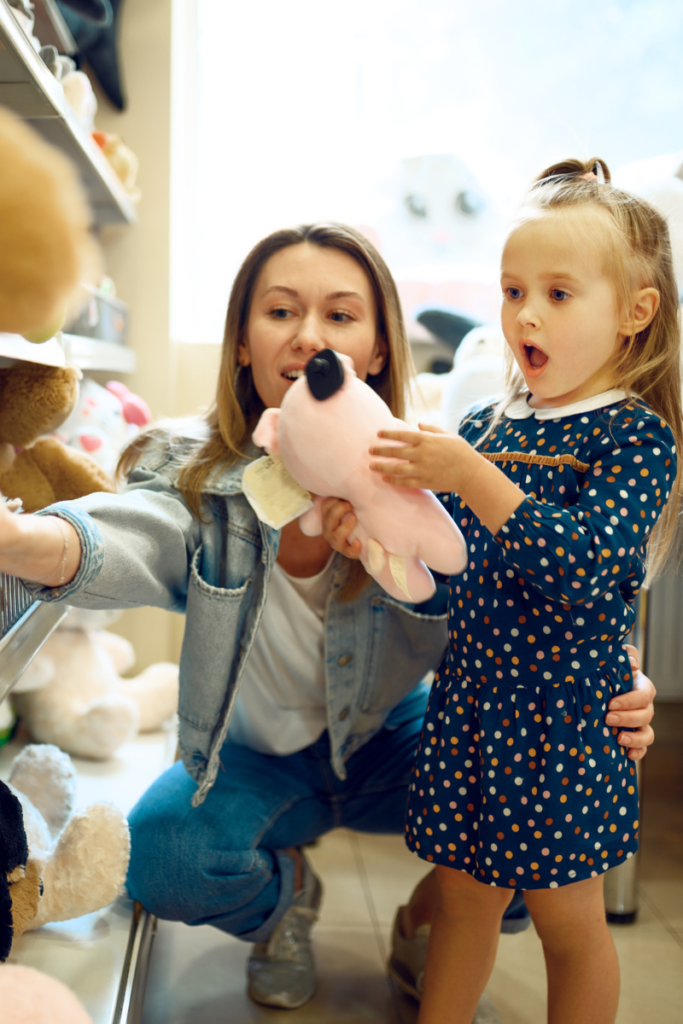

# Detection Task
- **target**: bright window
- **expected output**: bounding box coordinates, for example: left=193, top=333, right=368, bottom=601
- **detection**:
left=171, top=0, right=683, bottom=344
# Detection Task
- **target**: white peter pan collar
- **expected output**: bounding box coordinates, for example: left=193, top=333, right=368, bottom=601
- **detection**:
left=504, top=389, right=629, bottom=421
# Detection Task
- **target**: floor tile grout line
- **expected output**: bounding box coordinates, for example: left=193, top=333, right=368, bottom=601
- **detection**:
left=349, top=832, right=407, bottom=1024
left=636, top=885, right=683, bottom=952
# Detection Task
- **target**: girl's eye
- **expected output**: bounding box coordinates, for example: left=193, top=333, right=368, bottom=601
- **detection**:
left=505, top=287, right=523, bottom=300
left=550, top=289, right=570, bottom=302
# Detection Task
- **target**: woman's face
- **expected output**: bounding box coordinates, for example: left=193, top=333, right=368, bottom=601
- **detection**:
left=239, top=242, right=387, bottom=409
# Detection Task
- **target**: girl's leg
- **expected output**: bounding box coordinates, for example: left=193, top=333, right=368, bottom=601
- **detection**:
left=418, top=865, right=513, bottom=1024
left=524, top=875, right=619, bottom=1024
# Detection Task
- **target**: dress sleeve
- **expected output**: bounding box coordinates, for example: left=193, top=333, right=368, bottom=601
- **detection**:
left=492, top=410, right=677, bottom=606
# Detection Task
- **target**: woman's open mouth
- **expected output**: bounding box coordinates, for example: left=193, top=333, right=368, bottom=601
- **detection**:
left=520, top=340, right=549, bottom=377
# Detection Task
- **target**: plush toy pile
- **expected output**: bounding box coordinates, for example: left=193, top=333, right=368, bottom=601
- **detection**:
left=1, top=744, right=130, bottom=962
left=253, top=348, right=467, bottom=603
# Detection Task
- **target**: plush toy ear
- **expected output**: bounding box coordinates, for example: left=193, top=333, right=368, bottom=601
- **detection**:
left=252, top=408, right=281, bottom=454
left=0, top=781, right=30, bottom=962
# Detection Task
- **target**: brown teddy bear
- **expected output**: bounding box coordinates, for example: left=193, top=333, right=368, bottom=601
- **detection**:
left=0, top=362, right=115, bottom=513
left=0, top=105, right=97, bottom=341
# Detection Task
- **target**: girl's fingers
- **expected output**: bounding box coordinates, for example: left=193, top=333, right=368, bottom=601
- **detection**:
left=377, top=429, right=421, bottom=443
left=369, top=445, right=415, bottom=459
left=417, top=422, right=447, bottom=434
left=370, top=461, right=414, bottom=476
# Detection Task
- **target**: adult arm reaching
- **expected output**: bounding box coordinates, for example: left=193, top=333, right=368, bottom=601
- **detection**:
left=0, top=504, right=81, bottom=587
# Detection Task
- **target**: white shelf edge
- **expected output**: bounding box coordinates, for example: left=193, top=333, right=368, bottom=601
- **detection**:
left=0, top=332, right=136, bottom=373
left=63, top=334, right=136, bottom=373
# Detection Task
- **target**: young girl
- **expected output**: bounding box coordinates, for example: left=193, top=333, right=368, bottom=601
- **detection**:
left=369, top=160, right=681, bottom=1024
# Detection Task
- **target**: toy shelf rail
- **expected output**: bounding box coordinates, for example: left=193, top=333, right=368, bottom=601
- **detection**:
left=0, top=575, right=67, bottom=706
left=0, top=332, right=136, bottom=373
left=0, top=0, right=136, bottom=225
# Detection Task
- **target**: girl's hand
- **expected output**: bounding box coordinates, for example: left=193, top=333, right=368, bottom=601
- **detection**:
left=606, top=644, right=656, bottom=760
left=369, top=424, right=461, bottom=493
left=321, top=498, right=362, bottom=559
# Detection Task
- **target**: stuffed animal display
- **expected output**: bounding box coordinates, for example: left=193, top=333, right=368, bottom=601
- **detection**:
left=53, top=378, right=152, bottom=475
left=0, top=105, right=96, bottom=341
left=12, top=609, right=179, bottom=760
left=0, top=362, right=115, bottom=514
left=0, top=743, right=130, bottom=961
left=252, top=349, right=467, bottom=603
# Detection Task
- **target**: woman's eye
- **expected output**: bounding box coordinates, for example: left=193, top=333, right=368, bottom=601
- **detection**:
left=505, top=287, right=523, bottom=300
left=270, top=307, right=292, bottom=319
left=330, top=311, right=352, bottom=323
left=550, top=289, right=570, bottom=302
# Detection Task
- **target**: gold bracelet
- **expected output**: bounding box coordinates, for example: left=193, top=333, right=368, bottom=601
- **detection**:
left=36, top=517, right=69, bottom=587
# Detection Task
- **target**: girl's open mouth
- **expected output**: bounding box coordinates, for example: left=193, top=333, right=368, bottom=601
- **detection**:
left=521, top=341, right=549, bottom=376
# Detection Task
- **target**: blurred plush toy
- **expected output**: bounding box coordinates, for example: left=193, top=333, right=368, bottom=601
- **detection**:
left=0, top=363, right=115, bottom=514
left=92, top=131, right=140, bottom=202
left=53, top=378, right=151, bottom=475
left=0, top=744, right=130, bottom=961
left=441, top=324, right=508, bottom=434
left=0, top=964, right=94, bottom=1024
left=252, top=348, right=467, bottom=603
left=13, top=609, right=179, bottom=760
left=0, top=105, right=96, bottom=341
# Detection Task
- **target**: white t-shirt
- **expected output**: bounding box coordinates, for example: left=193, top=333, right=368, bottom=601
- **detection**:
left=227, top=555, right=336, bottom=755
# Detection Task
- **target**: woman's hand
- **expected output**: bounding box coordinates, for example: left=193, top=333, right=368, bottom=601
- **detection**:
left=321, top=498, right=362, bottom=559
left=606, top=644, right=656, bottom=760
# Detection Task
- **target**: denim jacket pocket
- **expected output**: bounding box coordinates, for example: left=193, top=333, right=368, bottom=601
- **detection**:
left=358, top=595, right=447, bottom=715
left=178, top=545, right=253, bottom=732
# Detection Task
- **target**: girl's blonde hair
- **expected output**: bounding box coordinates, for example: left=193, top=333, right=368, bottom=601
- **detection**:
left=488, top=157, right=682, bottom=580
left=120, top=222, right=415, bottom=599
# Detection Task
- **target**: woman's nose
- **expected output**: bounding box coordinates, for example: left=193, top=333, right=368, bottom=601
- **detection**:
left=293, top=313, right=325, bottom=352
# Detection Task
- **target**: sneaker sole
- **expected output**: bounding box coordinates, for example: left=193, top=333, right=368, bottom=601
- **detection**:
left=387, top=954, right=421, bottom=1001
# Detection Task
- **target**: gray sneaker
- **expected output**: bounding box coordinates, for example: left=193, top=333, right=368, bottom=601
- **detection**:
left=387, top=909, right=501, bottom=1024
left=247, top=852, right=323, bottom=1009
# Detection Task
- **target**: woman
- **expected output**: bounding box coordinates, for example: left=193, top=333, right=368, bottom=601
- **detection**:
left=1, top=224, right=656, bottom=1015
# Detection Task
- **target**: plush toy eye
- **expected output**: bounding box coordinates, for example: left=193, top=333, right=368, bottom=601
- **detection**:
left=405, top=193, right=428, bottom=218
left=306, top=349, right=345, bottom=401
left=455, top=190, right=485, bottom=216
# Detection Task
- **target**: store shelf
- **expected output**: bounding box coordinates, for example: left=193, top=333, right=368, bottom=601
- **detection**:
left=0, top=332, right=136, bottom=372
left=0, top=0, right=136, bottom=225
left=63, top=333, right=137, bottom=373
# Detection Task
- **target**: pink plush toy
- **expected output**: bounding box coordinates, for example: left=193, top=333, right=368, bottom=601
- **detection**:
left=0, top=964, right=93, bottom=1024
left=252, top=349, right=467, bottom=602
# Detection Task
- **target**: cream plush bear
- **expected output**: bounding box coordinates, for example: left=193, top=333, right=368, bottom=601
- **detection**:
left=12, top=610, right=179, bottom=760
left=3, top=744, right=129, bottom=949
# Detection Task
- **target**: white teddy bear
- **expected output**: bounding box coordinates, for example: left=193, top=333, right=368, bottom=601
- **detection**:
left=12, top=609, right=178, bottom=760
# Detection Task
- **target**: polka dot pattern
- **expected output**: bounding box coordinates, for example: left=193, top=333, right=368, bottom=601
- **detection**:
left=406, top=398, right=676, bottom=887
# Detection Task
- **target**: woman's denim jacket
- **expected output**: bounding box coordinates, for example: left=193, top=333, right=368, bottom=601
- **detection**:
left=26, top=442, right=448, bottom=805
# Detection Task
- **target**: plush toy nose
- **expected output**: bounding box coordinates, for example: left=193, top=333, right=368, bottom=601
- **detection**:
left=306, top=349, right=345, bottom=401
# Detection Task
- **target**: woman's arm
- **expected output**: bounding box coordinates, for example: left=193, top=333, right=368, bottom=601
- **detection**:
left=0, top=504, right=81, bottom=586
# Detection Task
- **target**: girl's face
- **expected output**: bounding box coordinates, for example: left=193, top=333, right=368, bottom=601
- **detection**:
left=239, top=243, right=387, bottom=409
left=500, top=211, right=625, bottom=408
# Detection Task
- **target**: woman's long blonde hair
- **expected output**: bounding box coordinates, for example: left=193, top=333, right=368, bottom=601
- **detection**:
left=120, top=222, right=415, bottom=598
left=488, top=157, right=682, bottom=580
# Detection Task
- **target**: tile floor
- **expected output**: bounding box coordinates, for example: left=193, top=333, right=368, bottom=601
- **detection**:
left=139, top=705, right=683, bottom=1024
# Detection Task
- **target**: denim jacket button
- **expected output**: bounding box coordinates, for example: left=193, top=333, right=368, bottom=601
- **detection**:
left=372, top=596, right=382, bottom=606
left=338, top=654, right=353, bottom=667
left=339, top=705, right=350, bottom=720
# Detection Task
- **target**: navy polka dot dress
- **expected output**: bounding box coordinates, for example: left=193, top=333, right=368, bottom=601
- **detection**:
left=406, top=392, right=676, bottom=889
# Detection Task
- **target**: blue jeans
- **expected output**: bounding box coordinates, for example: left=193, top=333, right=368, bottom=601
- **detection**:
left=127, top=688, right=529, bottom=941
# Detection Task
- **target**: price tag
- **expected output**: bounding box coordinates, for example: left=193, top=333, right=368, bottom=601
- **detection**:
left=242, top=455, right=313, bottom=530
